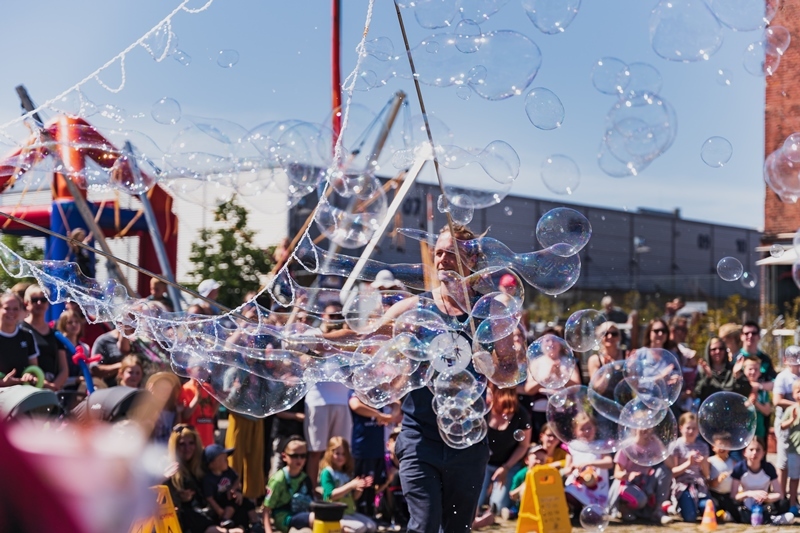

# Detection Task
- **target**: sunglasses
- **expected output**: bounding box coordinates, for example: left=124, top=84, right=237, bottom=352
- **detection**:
left=743, top=331, right=759, bottom=337
left=285, top=453, right=307, bottom=459
left=29, top=297, right=48, bottom=304
left=651, top=328, right=668, bottom=335
left=173, top=424, right=195, bottom=433
left=709, top=347, right=726, bottom=352
left=604, top=331, right=620, bottom=338
left=177, top=440, right=197, bottom=447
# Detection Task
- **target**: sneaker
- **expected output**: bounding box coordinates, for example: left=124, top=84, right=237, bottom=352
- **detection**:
left=660, top=514, right=674, bottom=525
left=771, top=512, right=794, bottom=525
left=722, top=511, right=733, bottom=523
left=650, top=511, right=672, bottom=525
left=500, top=507, right=511, bottom=521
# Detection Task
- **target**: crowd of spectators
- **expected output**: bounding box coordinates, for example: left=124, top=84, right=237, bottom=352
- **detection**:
left=6, top=275, right=800, bottom=530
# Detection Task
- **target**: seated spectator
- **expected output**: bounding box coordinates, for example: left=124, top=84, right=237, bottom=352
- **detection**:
left=179, top=378, right=219, bottom=447
left=508, top=444, right=547, bottom=519
left=563, top=413, right=612, bottom=514
left=166, top=425, right=243, bottom=533
left=116, top=355, right=144, bottom=388
left=731, top=438, right=791, bottom=524
left=708, top=433, right=738, bottom=522
left=668, top=413, right=710, bottom=522
left=21, top=285, right=68, bottom=391
left=319, top=436, right=377, bottom=533
left=0, top=292, right=40, bottom=387
left=538, top=423, right=569, bottom=469
left=608, top=428, right=673, bottom=524
left=202, top=444, right=260, bottom=531
left=263, top=436, right=316, bottom=533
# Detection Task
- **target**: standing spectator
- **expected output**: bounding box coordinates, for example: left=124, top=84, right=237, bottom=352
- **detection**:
left=116, top=355, right=144, bottom=388
left=57, top=307, right=89, bottom=385
left=146, top=371, right=182, bottom=444
left=742, top=357, right=772, bottom=442
left=348, top=394, right=398, bottom=518
left=719, top=323, right=743, bottom=362
left=773, top=358, right=800, bottom=501
left=670, top=316, right=698, bottom=413
left=91, top=324, right=137, bottom=387
left=600, top=295, right=628, bottom=342
left=474, top=384, right=532, bottom=528
left=225, top=411, right=265, bottom=501
left=21, top=285, right=68, bottom=391
left=195, top=279, right=222, bottom=315
left=0, top=292, right=40, bottom=387
left=180, top=378, right=219, bottom=447
left=734, top=321, right=777, bottom=382
left=780, top=380, right=800, bottom=513
left=272, top=398, right=305, bottom=471
left=305, top=302, right=353, bottom=486
left=662, top=296, right=685, bottom=324
left=694, top=336, right=751, bottom=403
left=146, top=277, right=174, bottom=312
left=643, top=318, right=676, bottom=353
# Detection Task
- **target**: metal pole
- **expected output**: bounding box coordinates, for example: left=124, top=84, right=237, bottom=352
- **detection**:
left=331, top=0, right=342, bottom=143
left=123, top=141, right=183, bottom=311
left=366, top=92, right=405, bottom=169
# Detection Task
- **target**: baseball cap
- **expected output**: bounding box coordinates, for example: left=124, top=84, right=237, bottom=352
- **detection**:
left=499, top=274, right=518, bottom=288
left=371, top=269, right=403, bottom=289
left=528, top=443, right=544, bottom=454
left=197, top=279, right=221, bottom=297
left=203, top=443, right=234, bottom=463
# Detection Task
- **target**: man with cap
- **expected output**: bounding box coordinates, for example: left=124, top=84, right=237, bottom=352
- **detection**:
left=195, top=279, right=222, bottom=314
left=202, top=443, right=261, bottom=531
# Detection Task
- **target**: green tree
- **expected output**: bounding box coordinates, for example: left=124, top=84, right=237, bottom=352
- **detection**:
left=0, top=234, right=44, bottom=290
left=187, top=197, right=273, bottom=309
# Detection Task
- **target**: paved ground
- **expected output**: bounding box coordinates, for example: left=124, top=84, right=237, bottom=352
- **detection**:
left=487, top=515, right=781, bottom=532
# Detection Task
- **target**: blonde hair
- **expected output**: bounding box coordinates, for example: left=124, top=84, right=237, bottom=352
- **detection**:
left=679, top=412, right=698, bottom=427
left=572, top=412, right=595, bottom=430
left=320, top=436, right=354, bottom=476
left=23, top=284, right=45, bottom=303
left=168, top=425, right=204, bottom=490
left=116, top=355, right=143, bottom=387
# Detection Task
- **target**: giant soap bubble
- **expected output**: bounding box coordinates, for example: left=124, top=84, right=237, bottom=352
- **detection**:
left=547, top=385, right=620, bottom=454
left=698, top=392, right=757, bottom=450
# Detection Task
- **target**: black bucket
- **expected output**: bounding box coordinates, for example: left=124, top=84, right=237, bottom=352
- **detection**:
left=310, top=502, right=347, bottom=522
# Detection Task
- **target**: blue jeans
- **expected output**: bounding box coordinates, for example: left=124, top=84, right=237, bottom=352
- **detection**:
left=677, top=489, right=710, bottom=522
left=476, top=462, right=523, bottom=515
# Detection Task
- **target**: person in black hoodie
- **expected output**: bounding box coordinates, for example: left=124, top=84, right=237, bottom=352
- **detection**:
left=694, top=336, right=751, bottom=403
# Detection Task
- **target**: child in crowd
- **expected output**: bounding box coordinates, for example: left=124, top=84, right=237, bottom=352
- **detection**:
left=539, top=423, right=569, bottom=469
left=263, top=436, right=316, bottom=533
left=609, top=428, right=673, bottom=524
left=201, top=444, right=260, bottom=531
left=509, top=443, right=547, bottom=517
left=707, top=433, right=738, bottom=522
left=731, top=437, right=792, bottom=525
left=319, top=437, right=377, bottom=533
left=563, top=413, right=612, bottom=512
left=179, top=378, right=219, bottom=447
left=376, top=429, right=407, bottom=530
left=742, top=357, right=773, bottom=441
left=780, top=379, right=800, bottom=513
left=668, top=412, right=710, bottom=522
left=775, top=360, right=800, bottom=510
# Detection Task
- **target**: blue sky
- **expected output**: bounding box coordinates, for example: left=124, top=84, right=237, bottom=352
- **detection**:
left=0, top=0, right=768, bottom=229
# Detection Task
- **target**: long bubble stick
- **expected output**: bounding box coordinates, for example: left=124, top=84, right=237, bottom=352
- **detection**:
left=341, top=155, right=427, bottom=294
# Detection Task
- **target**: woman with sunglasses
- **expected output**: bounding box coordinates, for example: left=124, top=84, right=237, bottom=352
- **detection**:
left=694, top=337, right=751, bottom=404
left=587, top=322, right=625, bottom=379
left=21, top=285, right=68, bottom=391
left=643, top=318, right=676, bottom=352
left=166, top=425, right=245, bottom=533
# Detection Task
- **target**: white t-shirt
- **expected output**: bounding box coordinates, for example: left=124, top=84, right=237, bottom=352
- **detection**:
left=708, top=454, right=735, bottom=494
left=305, top=382, right=351, bottom=407
left=774, top=369, right=799, bottom=422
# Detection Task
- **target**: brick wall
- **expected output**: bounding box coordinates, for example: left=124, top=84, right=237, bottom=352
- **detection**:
left=765, top=0, right=800, bottom=238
